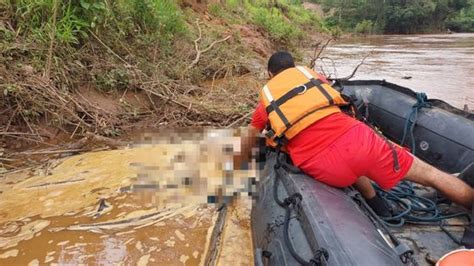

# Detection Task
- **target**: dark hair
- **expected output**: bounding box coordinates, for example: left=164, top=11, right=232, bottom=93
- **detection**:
left=267, top=51, right=295, bottom=76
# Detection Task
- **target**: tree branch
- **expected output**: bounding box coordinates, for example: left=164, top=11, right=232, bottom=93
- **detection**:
left=185, top=20, right=231, bottom=72
left=339, top=52, right=372, bottom=81
left=310, top=38, right=332, bottom=69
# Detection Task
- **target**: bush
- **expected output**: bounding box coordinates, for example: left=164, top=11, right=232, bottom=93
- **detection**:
left=355, top=20, right=374, bottom=34
left=248, top=6, right=302, bottom=43
left=286, top=4, right=322, bottom=28
left=446, top=8, right=474, bottom=32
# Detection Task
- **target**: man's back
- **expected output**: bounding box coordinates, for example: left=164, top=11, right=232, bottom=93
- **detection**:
left=251, top=104, right=360, bottom=166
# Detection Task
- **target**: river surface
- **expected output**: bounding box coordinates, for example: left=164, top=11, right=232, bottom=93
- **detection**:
left=0, top=130, right=255, bottom=265
left=317, top=33, right=474, bottom=109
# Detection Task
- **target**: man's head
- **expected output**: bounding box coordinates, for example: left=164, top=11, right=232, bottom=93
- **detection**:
left=267, top=51, right=295, bottom=78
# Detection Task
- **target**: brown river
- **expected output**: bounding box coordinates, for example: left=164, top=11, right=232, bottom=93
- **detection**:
left=1, top=34, right=473, bottom=265
left=0, top=130, right=256, bottom=265
left=317, top=33, right=474, bottom=109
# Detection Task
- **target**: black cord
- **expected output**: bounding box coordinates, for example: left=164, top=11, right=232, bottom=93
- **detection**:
left=272, top=151, right=328, bottom=265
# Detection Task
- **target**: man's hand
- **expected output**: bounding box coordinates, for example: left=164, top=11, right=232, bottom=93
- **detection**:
left=234, top=126, right=262, bottom=169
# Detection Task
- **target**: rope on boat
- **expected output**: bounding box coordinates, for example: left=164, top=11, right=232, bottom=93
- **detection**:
left=400, top=92, right=432, bottom=155
left=381, top=92, right=471, bottom=242
left=373, top=181, right=470, bottom=227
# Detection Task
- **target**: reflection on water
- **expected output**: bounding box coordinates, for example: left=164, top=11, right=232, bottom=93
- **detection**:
left=315, top=33, right=474, bottom=109
left=0, top=129, right=256, bottom=265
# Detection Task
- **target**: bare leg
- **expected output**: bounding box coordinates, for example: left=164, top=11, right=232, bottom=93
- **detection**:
left=404, top=157, right=474, bottom=209
left=354, top=176, right=376, bottom=199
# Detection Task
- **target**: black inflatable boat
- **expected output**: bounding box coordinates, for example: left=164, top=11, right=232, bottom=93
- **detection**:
left=339, top=80, right=474, bottom=173
left=252, top=80, right=474, bottom=265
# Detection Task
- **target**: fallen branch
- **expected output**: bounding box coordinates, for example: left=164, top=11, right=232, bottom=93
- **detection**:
left=226, top=111, right=253, bottom=128
left=1, top=134, right=57, bottom=147
left=89, top=30, right=131, bottom=66
left=0, top=132, right=44, bottom=136
left=315, top=56, right=338, bottom=80
left=185, top=20, right=231, bottom=72
left=339, top=52, right=372, bottom=81
left=12, top=149, right=89, bottom=155
left=138, top=87, right=190, bottom=110
left=310, top=39, right=332, bottom=70
left=0, top=167, right=34, bottom=175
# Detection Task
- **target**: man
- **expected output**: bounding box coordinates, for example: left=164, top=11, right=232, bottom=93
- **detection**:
left=250, top=51, right=473, bottom=213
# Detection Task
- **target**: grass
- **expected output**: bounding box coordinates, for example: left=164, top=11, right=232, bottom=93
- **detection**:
left=6, top=0, right=186, bottom=48
left=250, top=6, right=303, bottom=43
left=207, top=0, right=322, bottom=45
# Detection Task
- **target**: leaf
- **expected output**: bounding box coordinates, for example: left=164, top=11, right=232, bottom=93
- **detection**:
left=93, top=2, right=106, bottom=10
left=3, top=89, right=8, bottom=96
left=80, top=0, right=91, bottom=10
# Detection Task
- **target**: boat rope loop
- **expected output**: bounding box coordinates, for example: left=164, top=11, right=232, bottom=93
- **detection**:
left=273, top=150, right=328, bottom=266
left=401, top=92, right=432, bottom=155
left=373, top=181, right=470, bottom=227
left=350, top=190, right=416, bottom=264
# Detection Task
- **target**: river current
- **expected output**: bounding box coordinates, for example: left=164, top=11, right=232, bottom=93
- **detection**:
left=316, top=33, right=474, bottom=109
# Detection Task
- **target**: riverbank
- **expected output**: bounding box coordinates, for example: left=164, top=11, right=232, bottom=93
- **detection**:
left=0, top=1, right=330, bottom=172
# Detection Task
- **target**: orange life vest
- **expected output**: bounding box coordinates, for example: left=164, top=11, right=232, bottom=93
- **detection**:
left=259, top=66, right=349, bottom=147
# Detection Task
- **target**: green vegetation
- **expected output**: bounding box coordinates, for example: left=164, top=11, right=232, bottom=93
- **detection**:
left=5, top=0, right=186, bottom=47
left=0, top=0, right=323, bottom=137
left=447, top=3, right=474, bottom=32
left=317, top=0, right=474, bottom=33
left=208, top=0, right=323, bottom=43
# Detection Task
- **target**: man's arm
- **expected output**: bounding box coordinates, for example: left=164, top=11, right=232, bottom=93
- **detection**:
left=236, top=103, right=268, bottom=167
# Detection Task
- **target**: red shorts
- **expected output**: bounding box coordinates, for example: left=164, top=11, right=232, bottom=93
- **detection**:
left=298, top=123, right=414, bottom=190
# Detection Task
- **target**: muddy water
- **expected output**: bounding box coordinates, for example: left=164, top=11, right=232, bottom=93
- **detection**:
left=317, top=33, right=474, bottom=109
left=0, top=130, right=255, bottom=265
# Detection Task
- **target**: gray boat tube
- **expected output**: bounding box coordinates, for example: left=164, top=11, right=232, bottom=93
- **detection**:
left=251, top=152, right=403, bottom=266
left=336, top=80, right=474, bottom=173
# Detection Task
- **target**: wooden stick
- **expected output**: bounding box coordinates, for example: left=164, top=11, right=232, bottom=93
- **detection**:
left=339, top=52, right=372, bottom=81
left=226, top=111, right=253, bottom=128
left=13, top=149, right=89, bottom=155
left=1, top=167, right=34, bottom=175
left=310, top=39, right=332, bottom=70
left=0, top=132, right=42, bottom=136
left=89, top=30, right=131, bottom=66
left=140, top=87, right=191, bottom=110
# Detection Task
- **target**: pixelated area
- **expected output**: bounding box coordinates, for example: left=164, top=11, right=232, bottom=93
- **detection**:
left=124, top=128, right=263, bottom=205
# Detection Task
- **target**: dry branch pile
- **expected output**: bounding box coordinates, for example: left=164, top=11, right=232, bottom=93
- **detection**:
left=0, top=18, right=262, bottom=145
